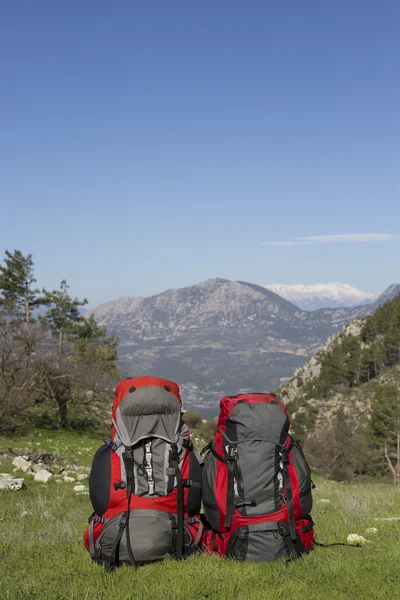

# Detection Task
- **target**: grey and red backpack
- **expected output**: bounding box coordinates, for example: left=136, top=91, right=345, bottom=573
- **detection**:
left=84, top=383, right=314, bottom=566
left=201, top=393, right=315, bottom=561
left=83, top=377, right=204, bottom=567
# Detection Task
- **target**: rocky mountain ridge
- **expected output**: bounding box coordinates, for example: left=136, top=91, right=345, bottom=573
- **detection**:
left=264, top=282, right=377, bottom=310
left=88, top=278, right=400, bottom=416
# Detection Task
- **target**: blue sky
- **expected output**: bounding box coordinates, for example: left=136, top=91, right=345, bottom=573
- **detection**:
left=1, top=1, right=399, bottom=306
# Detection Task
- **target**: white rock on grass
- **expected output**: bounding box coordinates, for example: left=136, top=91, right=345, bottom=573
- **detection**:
left=347, top=534, right=371, bottom=545
left=63, top=476, right=75, bottom=483
left=73, top=484, right=88, bottom=493
left=34, top=469, right=52, bottom=483
left=365, top=527, right=379, bottom=534
left=317, top=498, right=331, bottom=504
left=12, top=457, right=32, bottom=473
left=0, top=473, right=24, bottom=490
left=77, top=474, right=88, bottom=481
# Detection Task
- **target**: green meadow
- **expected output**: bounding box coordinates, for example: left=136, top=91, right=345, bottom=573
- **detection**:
left=0, top=430, right=399, bottom=600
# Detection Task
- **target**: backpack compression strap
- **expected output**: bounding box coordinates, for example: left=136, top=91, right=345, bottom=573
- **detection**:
left=281, top=447, right=297, bottom=544
left=88, top=515, right=109, bottom=560
left=123, top=447, right=137, bottom=567
left=108, top=447, right=137, bottom=568
left=167, top=443, right=184, bottom=559
left=225, top=445, right=237, bottom=529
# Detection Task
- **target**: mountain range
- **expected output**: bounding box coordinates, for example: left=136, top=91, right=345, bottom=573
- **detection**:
left=264, top=283, right=377, bottom=310
left=88, top=278, right=400, bottom=417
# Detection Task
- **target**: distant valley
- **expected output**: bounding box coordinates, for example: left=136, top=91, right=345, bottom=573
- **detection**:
left=88, top=279, right=400, bottom=417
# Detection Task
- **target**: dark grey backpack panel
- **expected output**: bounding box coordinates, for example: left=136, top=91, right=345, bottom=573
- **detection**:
left=291, top=440, right=313, bottom=515
left=226, top=522, right=286, bottom=562
left=96, top=510, right=176, bottom=565
left=226, top=521, right=303, bottom=562
left=202, top=449, right=219, bottom=530
left=233, top=440, right=282, bottom=516
left=187, top=450, right=203, bottom=517
left=223, top=401, right=289, bottom=516
left=225, top=400, right=289, bottom=445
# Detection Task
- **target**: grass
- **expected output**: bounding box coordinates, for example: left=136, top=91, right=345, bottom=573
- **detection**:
left=0, top=430, right=399, bottom=600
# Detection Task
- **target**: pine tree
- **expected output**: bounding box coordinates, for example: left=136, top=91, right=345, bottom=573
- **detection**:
left=41, top=280, right=88, bottom=355
left=369, top=386, right=400, bottom=485
left=0, top=250, right=43, bottom=324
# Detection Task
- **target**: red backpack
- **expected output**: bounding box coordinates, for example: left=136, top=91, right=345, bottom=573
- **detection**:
left=201, top=393, right=314, bottom=561
left=83, top=377, right=204, bottom=567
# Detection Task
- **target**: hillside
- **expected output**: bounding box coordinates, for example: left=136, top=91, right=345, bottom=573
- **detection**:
left=88, top=278, right=400, bottom=415
left=278, top=294, right=400, bottom=481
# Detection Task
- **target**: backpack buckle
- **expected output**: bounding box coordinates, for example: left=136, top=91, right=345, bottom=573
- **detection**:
left=170, top=451, right=179, bottom=464
left=281, top=448, right=290, bottom=465
left=114, top=481, right=127, bottom=491
left=122, top=449, right=134, bottom=466
left=225, top=445, right=236, bottom=461
left=170, top=444, right=179, bottom=463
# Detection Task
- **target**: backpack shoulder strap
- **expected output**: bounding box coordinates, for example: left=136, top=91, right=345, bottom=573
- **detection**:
left=167, top=443, right=184, bottom=559
left=183, top=438, right=204, bottom=466
left=224, top=444, right=237, bottom=528
left=201, top=442, right=226, bottom=464
left=281, top=445, right=297, bottom=544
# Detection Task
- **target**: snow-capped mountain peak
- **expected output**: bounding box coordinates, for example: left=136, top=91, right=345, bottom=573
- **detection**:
left=264, top=283, right=378, bottom=311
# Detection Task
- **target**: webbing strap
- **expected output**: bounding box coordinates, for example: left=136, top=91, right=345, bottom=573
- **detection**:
left=235, top=499, right=256, bottom=509
left=184, top=440, right=204, bottom=466
left=166, top=443, right=185, bottom=557
left=171, top=443, right=185, bottom=559
left=281, top=447, right=297, bottom=544
left=89, top=516, right=109, bottom=559
left=122, top=448, right=137, bottom=568
left=233, top=527, right=247, bottom=559
left=224, top=445, right=236, bottom=529
left=104, top=439, right=118, bottom=452
left=109, top=513, right=127, bottom=566
left=193, top=519, right=204, bottom=548
left=89, top=519, right=96, bottom=559
left=210, top=445, right=226, bottom=464
left=123, top=448, right=135, bottom=497
left=167, top=444, right=179, bottom=494
left=200, top=442, right=212, bottom=456
left=187, top=480, right=202, bottom=489
left=185, top=517, right=204, bottom=548
left=144, top=441, right=155, bottom=496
